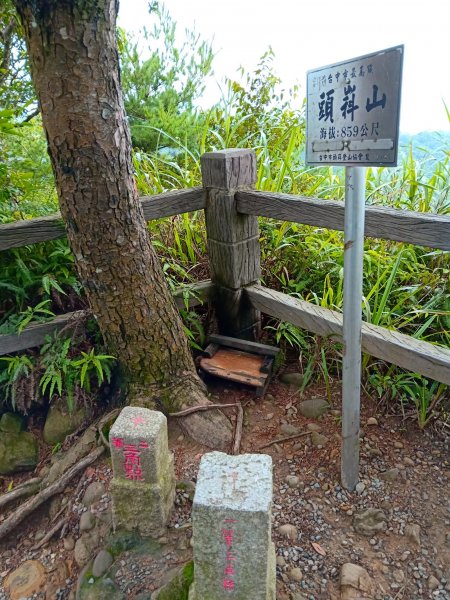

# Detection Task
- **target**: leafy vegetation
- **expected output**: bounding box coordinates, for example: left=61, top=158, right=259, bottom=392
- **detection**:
left=0, top=2, right=448, bottom=429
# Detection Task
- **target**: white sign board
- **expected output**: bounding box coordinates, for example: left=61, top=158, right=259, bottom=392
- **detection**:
left=306, top=45, right=404, bottom=167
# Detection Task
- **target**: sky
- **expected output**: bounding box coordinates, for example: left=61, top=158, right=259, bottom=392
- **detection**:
left=118, top=0, right=450, bottom=134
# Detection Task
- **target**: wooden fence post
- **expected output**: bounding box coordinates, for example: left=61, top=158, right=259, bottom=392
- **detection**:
left=201, top=149, right=261, bottom=340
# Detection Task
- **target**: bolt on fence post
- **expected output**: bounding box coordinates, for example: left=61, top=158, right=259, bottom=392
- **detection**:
left=341, top=166, right=366, bottom=491
left=201, top=149, right=261, bottom=341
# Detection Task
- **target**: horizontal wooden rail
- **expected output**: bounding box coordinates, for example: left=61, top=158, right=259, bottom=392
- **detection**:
left=237, top=190, right=450, bottom=251
left=0, top=187, right=206, bottom=251
left=0, top=280, right=212, bottom=356
left=245, top=285, right=450, bottom=386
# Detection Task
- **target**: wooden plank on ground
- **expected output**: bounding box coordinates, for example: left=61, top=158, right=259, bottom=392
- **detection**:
left=0, top=281, right=212, bottom=355
left=0, top=188, right=206, bottom=251
left=208, top=333, right=279, bottom=356
left=236, top=190, right=450, bottom=251
left=245, top=285, right=450, bottom=386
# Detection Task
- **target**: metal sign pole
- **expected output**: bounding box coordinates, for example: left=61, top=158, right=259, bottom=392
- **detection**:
left=341, top=166, right=366, bottom=490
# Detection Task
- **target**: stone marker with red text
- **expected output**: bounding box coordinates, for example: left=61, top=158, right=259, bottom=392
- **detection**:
left=189, top=452, right=276, bottom=600
left=109, top=407, right=175, bottom=537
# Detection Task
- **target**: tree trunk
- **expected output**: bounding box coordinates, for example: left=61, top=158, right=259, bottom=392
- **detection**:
left=14, top=0, right=232, bottom=449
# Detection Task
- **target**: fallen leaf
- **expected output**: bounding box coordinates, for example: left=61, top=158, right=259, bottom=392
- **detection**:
left=311, top=541, right=326, bottom=556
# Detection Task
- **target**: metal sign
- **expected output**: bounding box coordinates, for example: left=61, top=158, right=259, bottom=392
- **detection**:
left=306, top=45, right=404, bottom=167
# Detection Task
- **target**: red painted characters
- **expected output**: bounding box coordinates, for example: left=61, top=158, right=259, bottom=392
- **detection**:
left=111, top=437, right=149, bottom=481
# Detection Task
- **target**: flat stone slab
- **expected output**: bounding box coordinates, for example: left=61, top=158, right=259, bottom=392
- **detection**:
left=190, top=452, right=275, bottom=600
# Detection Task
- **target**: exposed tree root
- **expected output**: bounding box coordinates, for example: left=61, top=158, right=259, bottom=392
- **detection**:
left=31, top=517, right=65, bottom=550
left=0, top=446, right=104, bottom=541
left=259, top=430, right=311, bottom=449
left=232, top=403, right=244, bottom=456
left=131, top=378, right=234, bottom=451
left=0, top=477, right=42, bottom=510
left=169, top=403, right=239, bottom=417
left=0, top=409, right=119, bottom=542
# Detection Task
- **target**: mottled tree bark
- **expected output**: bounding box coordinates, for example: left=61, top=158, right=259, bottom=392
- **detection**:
left=14, top=0, right=232, bottom=449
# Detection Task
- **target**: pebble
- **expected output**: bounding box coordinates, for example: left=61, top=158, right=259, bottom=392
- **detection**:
left=306, top=422, right=322, bottom=432
left=63, top=537, right=75, bottom=551
left=280, top=424, right=300, bottom=435
left=405, top=523, right=421, bottom=546
left=82, top=482, right=105, bottom=507
left=278, top=524, right=298, bottom=540
left=79, top=511, right=95, bottom=532
left=288, top=567, right=303, bottom=582
left=380, top=468, right=399, bottom=482
left=428, top=575, right=440, bottom=591
left=355, top=482, right=365, bottom=494
left=367, top=417, right=378, bottom=426
left=393, top=569, right=405, bottom=583
left=285, top=475, right=300, bottom=488
left=394, top=441, right=404, bottom=449
left=92, top=550, right=113, bottom=578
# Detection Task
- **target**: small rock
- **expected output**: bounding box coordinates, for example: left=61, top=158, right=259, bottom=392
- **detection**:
left=288, top=567, right=303, bottom=582
left=74, top=538, right=90, bottom=567
left=278, top=524, right=298, bottom=540
left=82, top=482, right=105, bottom=507
left=0, top=431, right=39, bottom=475
left=393, top=569, right=405, bottom=583
left=43, top=397, right=86, bottom=445
left=280, top=372, right=303, bottom=387
left=340, top=563, right=374, bottom=599
left=311, top=431, right=329, bottom=447
left=265, top=412, right=274, bottom=421
left=0, top=412, right=24, bottom=433
left=403, top=457, right=415, bottom=466
left=379, top=468, right=399, bottom=482
left=285, top=475, right=300, bottom=488
left=298, top=398, right=329, bottom=419
left=355, top=482, right=365, bottom=494
left=79, top=511, right=95, bottom=532
left=306, top=422, right=322, bottom=432
left=280, top=423, right=300, bottom=435
left=265, top=394, right=275, bottom=402
left=276, top=556, right=286, bottom=567
left=353, top=508, right=386, bottom=536
left=368, top=447, right=382, bottom=458
left=63, top=536, right=75, bottom=551
left=366, top=417, right=378, bottom=426
left=92, top=550, right=113, bottom=578
left=404, top=523, right=421, bottom=547
left=394, top=441, right=404, bottom=449
left=4, top=560, right=46, bottom=600
left=428, top=575, right=440, bottom=591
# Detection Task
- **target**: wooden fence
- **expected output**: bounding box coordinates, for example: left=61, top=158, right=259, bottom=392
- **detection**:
left=1, top=149, right=449, bottom=385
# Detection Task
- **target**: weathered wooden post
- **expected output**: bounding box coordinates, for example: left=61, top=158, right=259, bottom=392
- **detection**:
left=201, top=149, right=261, bottom=341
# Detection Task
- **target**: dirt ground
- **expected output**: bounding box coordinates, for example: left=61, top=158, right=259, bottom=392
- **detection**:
left=0, top=375, right=449, bottom=599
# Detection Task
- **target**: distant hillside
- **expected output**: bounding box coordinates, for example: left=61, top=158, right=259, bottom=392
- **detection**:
left=398, top=131, right=450, bottom=166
